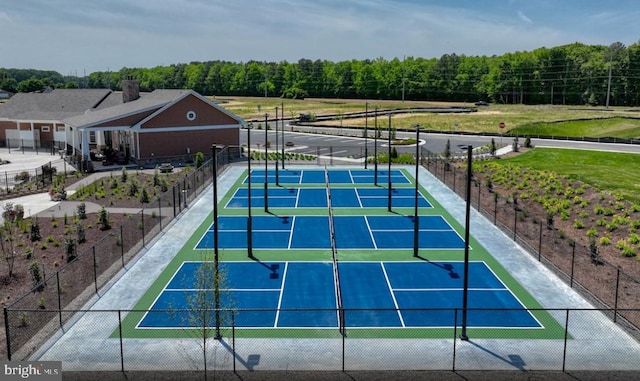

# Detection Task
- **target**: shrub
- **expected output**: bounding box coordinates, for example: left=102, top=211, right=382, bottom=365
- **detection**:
left=30, top=218, right=41, bottom=241
left=97, top=208, right=111, bottom=231
left=77, top=203, right=87, bottom=220
left=29, top=261, right=42, bottom=286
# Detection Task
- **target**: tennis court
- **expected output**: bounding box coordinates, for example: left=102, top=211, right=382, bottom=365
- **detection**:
left=120, top=167, right=562, bottom=337
left=138, top=260, right=541, bottom=329
left=194, top=215, right=462, bottom=250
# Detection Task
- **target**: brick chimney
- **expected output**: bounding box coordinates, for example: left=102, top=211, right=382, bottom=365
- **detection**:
left=121, top=76, right=140, bottom=103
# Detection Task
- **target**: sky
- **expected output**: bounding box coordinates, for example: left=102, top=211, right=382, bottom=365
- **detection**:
left=1, top=0, right=639, bottom=75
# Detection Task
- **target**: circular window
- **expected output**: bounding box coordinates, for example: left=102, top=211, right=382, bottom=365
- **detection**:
left=186, top=111, right=197, bottom=121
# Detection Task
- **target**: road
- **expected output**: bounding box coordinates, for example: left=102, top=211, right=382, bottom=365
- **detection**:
left=240, top=123, right=640, bottom=162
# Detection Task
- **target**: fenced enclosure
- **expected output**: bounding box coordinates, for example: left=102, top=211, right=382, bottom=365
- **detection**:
left=3, top=144, right=640, bottom=375
left=3, top=146, right=236, bottom=361
left=423, top=149, right=640, bottom=336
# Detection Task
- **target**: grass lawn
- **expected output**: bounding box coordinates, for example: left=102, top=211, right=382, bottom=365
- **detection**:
left=217, top=97, right=640, bottom=136
left=511, top=117, right=640, bottom=138
left=494, top=147, right=640, bottom=204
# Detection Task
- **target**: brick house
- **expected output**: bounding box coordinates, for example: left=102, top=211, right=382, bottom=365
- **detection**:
left=0, top=80, right=245, bottom=171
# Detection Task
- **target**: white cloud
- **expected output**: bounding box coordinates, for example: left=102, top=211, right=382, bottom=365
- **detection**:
left=517, top=10, right=533, bottom=24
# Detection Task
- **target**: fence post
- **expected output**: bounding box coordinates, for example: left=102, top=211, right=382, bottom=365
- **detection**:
left=158, top=198, right=162, bottom=231
left=570, top=242, right=576, bottom=288
left=342, top=311, right=346, bottom=372
left=614, top=268, right=621, bottom=323
left=562, top=309, right=570, bottom=372
left=56, top=272, right=62, bottom=327
left=452, top=166, right=456, bottom=192
left=538, top=221, right=543, bottom=261
left=232, top=311, right=236, bottom=373
left=4, top=307, right=11, bottom=360
left=120, top=225, right=125, bottom=267
left=93, top=246, right=98, bottom=294
left=452, top=309, right=458, bottom=371
left=513, top=205, right=517, bottom=241
left=118, top=310, right=125, bottom=373
left=173, top=186, right=176, bottom=217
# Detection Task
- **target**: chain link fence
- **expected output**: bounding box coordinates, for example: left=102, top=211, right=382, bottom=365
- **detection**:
left=423, top=150, right=640, bottom=336
left=3, top=146, right=236, bottom=360
left=4, top=307, right=640, bottom=372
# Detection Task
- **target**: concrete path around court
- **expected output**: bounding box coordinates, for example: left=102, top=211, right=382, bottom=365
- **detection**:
left=33, top=164, right=640, bottom=372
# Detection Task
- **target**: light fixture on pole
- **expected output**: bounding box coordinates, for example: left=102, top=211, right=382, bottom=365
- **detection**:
left=211, top=143, right=222, bottom=339
left=413, top=125, right=423, bottom=258
left=457, top=144, right=473, bottom=341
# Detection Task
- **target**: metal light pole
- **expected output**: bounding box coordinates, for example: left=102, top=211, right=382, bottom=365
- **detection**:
left=275, top=107, right=279, bottom=186
left=459, top=144, right=473, bottom=341
left=281, top=101, right=285, bottom=169
left=374, top=107, right=378, bottom=186
left=364, top=102, right=368, bottom=169
left=387, top=113, right=392, bottom=212
left=413, top=125, right=422, bottom=258
left=247, top=123, right=253, bottom=258
left=211, top=143, right=222, bottom=339
left=264, top=113, right=269, bottom=212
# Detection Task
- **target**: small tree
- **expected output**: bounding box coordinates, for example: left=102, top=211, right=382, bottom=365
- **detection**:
left=64, top=238, right=77, bottom=263
left=512, top=136, right=520, bottom=152
left=489, top=138, right=497, bottom=157
left=121, top=167, right=128, bottom=183
left=77, top=202, right=87, bottom=220
left=30, top=218, right=41, bottom=242
left=524, top=135, right=532, bottom=149
left=444, top=139, right=451, bottom=171
left=139, top=187, right=151, bottom=204
left=29, top=260, right=43, bottom=287
left=195, top=152, right=205, bottom=169
left=173, top=251, right=233, bottom=380
left=97, top=207, right=111, bottom=231
left=1, top=202, right=24, bottom=279
left=76, top=222, right=86, bottom=244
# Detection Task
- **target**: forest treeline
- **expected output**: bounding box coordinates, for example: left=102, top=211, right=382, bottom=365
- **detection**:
left=2, top=41, right=640, bottom=106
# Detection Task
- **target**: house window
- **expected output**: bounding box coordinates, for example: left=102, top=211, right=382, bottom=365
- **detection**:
left=41, top=126, right=51, bottom=132
left=89, top=131, right=97, bottom=144
left=186, top=110, right=197, bottom=121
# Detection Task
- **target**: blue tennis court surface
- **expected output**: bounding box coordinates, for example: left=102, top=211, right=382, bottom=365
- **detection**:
left=137, top=261, right=542, bottom=329
left=244, top=169, right=411, bottom=184
left=226, top=187, right=432, bottom=208
left=195, top=215, right=464, bottom=250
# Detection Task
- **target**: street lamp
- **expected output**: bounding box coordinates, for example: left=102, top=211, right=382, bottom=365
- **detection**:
left=211, top=143, right=223, bottom=339
left=458, top=144, right=473, bottom=341
left=413, top=125, right=424, bottom=258
left=247, top=123, right=253, bottom=258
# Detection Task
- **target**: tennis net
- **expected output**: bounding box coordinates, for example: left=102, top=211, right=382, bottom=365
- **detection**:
left=325, top=166, right=345, bottom=335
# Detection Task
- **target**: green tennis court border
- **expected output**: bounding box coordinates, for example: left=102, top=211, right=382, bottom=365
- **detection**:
left=115, top=167, right=566, bottom=340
